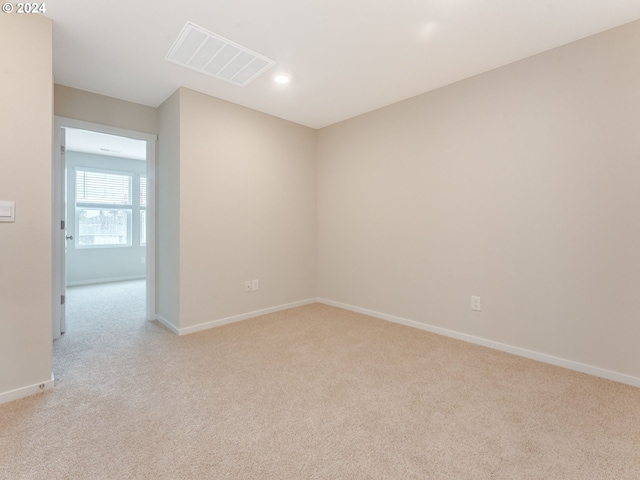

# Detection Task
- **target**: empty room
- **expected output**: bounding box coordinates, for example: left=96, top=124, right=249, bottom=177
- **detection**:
left=1, top=1, right=640, bottom=478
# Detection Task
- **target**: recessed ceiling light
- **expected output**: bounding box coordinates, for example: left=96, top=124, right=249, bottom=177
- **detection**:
left=274, top=74, right=290, bottom=84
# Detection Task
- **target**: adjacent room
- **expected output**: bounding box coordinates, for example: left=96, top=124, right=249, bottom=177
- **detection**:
left=58, top=128, right=149, bottom=339
left=1, top=1, right=640, bottom=478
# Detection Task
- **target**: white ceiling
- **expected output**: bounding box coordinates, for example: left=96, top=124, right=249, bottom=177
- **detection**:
left=48, top=1, right=640, bottom=129
left=66, top=129, right=146, bottom=161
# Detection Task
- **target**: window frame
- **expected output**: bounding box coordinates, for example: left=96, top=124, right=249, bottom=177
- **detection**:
left=74, top=166, right=134, bottom=249
left=140, top=174, right=147, bottom=247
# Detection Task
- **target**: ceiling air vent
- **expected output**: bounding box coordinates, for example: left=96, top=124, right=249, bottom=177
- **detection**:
left=165, top=22, right=275, bottom=87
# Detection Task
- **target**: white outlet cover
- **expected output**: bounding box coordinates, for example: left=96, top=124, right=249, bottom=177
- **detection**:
left=471, top=296, right=481, bottom=311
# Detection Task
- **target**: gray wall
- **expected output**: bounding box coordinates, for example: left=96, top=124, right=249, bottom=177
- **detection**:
left=55, top=85, right=158, bottom=135
left=157, top=88, right=318, bottom=331
left=317, top=20, right=640, bottom=380
left=179, top=88, right=318, bottom=328
left=0, top=14, right=53, bottom=400
left=156, top=90, right=181, bottom=328
left=66, top=151, right=147, bottom=285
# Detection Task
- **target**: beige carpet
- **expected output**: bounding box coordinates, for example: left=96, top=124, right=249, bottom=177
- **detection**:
left=1, top=280, right=639, bottom=479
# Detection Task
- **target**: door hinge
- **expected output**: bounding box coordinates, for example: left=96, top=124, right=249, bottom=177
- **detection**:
left=61, top=220, right=65, bottom=230
left=60, top=145, right=65, bottom=155
left=61, top=295, right=65, bottom=305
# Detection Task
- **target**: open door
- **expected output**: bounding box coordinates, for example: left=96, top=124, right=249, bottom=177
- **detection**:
left=52, top=125, right=67, bottom=338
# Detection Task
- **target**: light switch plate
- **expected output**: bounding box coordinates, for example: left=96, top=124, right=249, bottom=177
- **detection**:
left=0, top=201, right=15, bottom=222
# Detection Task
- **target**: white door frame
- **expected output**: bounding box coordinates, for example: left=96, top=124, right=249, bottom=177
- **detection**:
left=53, top=116, right=157, bottom=337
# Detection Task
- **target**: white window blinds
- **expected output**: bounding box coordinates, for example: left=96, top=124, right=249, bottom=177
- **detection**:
left=76, top=169, right=132, bottom=206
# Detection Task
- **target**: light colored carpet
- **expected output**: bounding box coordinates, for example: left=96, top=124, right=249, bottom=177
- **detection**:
left=1, top=280, right=639, bottom=479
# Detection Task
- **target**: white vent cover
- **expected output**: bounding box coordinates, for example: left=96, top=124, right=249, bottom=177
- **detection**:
left=165, top=22, right=275, bottom=87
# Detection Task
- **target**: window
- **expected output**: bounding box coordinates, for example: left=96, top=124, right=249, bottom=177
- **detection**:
left=75, top=168, right=133, bottom=247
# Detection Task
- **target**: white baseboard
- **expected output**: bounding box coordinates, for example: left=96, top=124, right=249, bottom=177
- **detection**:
left=66, top=275, right=145, bottom=287
left=318, top=298, right=640, bottom=389
left=177, top=299, right=318, bottom=336
left=154, top=314, right=180, bottom=335
left=0, top=373, right=55, bottom=405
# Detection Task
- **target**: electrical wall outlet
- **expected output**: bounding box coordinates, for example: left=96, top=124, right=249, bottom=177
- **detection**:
left=245, top=281, right=252, bottom=292
left=471, top=296, right=481, bottom=312
left=251, top=279, right=259, bottom=291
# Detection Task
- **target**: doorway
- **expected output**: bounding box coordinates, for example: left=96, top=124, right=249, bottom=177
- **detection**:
left=53, top=117, right=157, bottom=339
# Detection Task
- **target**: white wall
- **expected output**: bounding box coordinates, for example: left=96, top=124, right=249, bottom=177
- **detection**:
left=317, top=20, right=640, bottom=382
left=0, top=14, right=53, bottom=402
left=65, top=151, right=147, bottom=285
left=177, top=88, right=317, bottom=330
